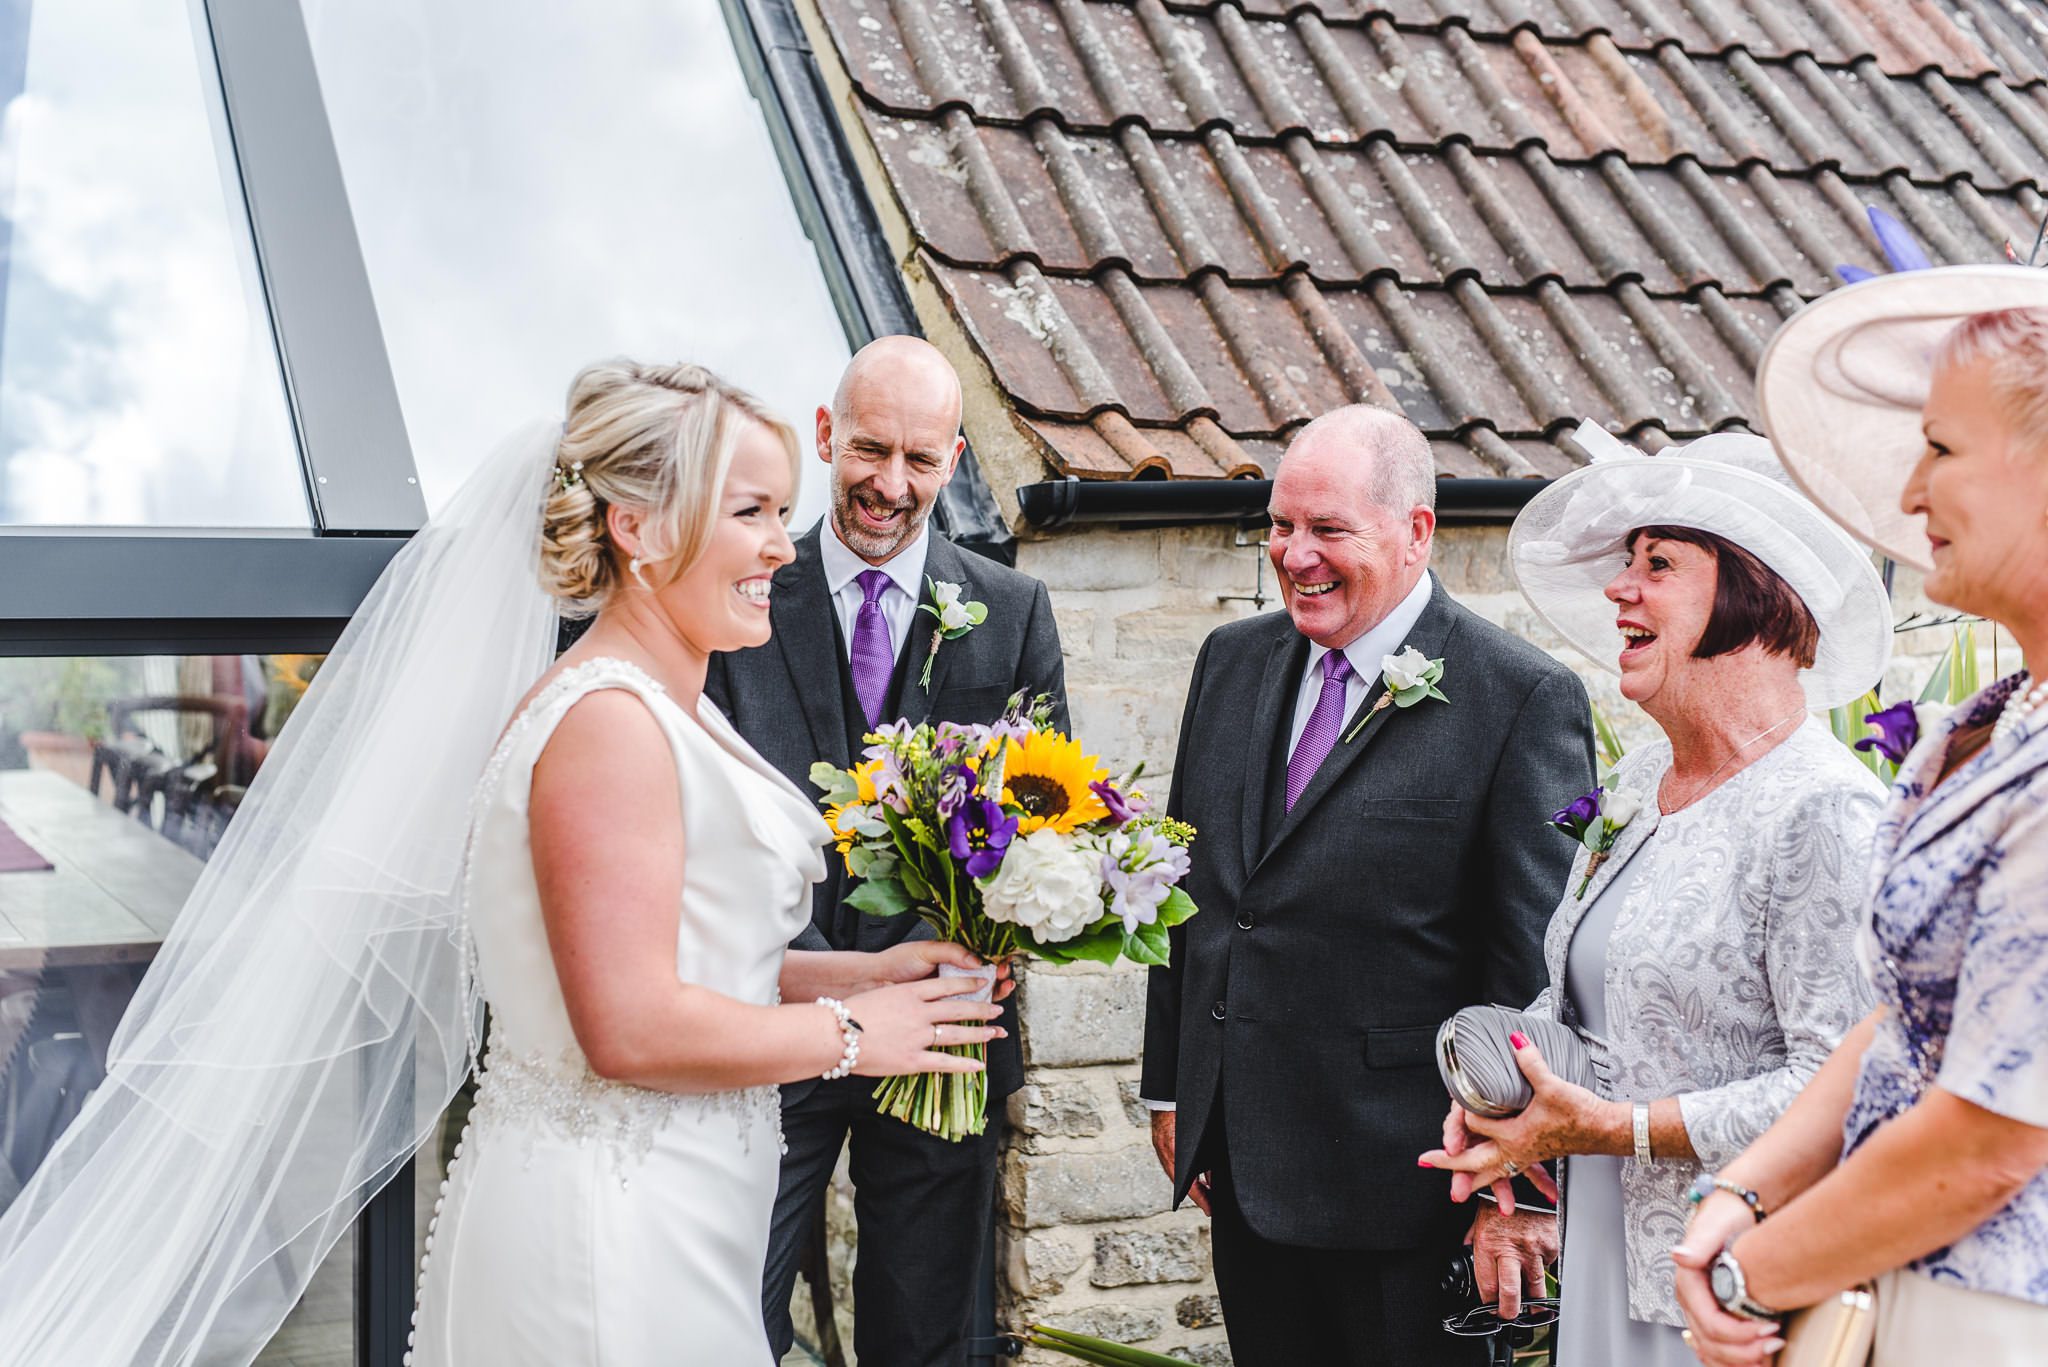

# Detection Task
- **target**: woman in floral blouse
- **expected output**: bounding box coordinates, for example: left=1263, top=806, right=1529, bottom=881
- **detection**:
left=1420, top=428, right=1892, bottom=1367
left=1676, top=271, right=2048, bottom=1366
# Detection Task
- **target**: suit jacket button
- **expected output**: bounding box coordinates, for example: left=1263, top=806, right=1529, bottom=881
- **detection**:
left=1211, top=1001, right=1227, bottom=1021
left=1236, top=913, right=1254, bottom=931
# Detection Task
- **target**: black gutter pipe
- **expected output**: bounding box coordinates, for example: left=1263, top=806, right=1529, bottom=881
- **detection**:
left=1016, top=477, right=1546, bottom=530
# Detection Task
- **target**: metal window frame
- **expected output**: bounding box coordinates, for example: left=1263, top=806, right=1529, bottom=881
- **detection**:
left=0, top=0, right=420, bottom=661
left=720, top=0, right=1014, bottom=563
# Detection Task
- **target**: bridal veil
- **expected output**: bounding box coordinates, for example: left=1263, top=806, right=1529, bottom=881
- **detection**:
left=0, top=423, right=562, bottom=1364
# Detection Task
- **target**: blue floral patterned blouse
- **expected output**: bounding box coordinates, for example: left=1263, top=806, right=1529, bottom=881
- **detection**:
left=1844, top=672, right=2048, bottom=1303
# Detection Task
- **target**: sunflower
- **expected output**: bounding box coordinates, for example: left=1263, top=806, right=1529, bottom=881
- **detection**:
left=1000, top=731, right=1110, bottom=835
left=824, top=758, right=885, bottom=854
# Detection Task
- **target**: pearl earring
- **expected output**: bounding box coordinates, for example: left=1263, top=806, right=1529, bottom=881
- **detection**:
left=629, top=556, right=650, bottom=591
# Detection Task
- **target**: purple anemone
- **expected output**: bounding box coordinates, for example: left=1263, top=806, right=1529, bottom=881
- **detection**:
left=947, top=796, right=1018, bottom=879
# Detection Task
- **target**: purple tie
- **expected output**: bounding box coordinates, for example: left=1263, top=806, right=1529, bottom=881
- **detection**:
left=849, top=569, right=895, bottom=728
left=1286, top=650, right=1354, bottom=811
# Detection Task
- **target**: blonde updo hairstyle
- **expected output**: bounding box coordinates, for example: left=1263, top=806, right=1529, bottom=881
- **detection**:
left=538, top=360, right=800, bottom=615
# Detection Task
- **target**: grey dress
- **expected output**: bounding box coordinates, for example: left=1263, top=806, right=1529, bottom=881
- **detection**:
left=1555, top=845, right=1695, bottom=1367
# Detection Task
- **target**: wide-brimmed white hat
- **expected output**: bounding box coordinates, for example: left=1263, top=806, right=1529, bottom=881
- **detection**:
left=1757, top=264, right=2048, bottom=571
left=1509, top=425, right=1892, bottom=709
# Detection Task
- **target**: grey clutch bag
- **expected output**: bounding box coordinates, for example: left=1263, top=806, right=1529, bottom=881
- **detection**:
left=1436, top=1005, right=1598, bottom=1118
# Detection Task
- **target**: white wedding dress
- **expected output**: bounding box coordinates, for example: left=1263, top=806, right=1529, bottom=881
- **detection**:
left=411, top=657, right=829, bottom=1366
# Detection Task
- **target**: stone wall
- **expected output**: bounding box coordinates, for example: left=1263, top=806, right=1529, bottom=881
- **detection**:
left=998, top=521, right=1990, bottom=1364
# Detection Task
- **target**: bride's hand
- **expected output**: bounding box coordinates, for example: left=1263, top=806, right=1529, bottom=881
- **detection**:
left=869, top=941, right=1018, bottom=1002
left=842, top=977, right=1006, bottom=1077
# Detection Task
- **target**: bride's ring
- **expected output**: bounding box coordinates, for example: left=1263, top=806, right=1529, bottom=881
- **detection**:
left=1503, top=1159, right=1521, bottom=1178
left=932, top=1024, right=944, bottom=1048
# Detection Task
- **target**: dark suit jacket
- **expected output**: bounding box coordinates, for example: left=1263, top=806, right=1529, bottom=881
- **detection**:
left=704, top=523, right=1067, bottom=1101
left=1140, top=575, right=1595, bottom=1249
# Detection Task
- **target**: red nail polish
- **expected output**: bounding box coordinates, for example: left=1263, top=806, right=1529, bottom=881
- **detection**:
left=1418, top=1158, right=1435, bottom=1168
left=1509, top=1032, right=1528, bottom=1050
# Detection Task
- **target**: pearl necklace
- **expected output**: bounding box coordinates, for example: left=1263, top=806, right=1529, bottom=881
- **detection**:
left=1994, top=674, right=2048, bottom=746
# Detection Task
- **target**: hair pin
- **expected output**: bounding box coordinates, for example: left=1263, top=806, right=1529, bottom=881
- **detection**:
left=556, top=459, right=585, bottom=493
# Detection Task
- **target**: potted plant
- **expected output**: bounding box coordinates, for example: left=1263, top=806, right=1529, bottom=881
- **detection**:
left=5, top=657, right=134, bottom=794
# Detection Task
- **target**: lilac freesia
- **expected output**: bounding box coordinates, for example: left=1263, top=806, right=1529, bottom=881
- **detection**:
left=1550, top=787, right=1602, bottom=835
left=936, top=762, right=978, bottom=820
left=1090, top=779, right=1141, bottom=826
left=1101, top=830, right=1191, bottom=934
left=1856, top=700, right=1920, bottom=765
left=948, top=796, right=1018, bottom=879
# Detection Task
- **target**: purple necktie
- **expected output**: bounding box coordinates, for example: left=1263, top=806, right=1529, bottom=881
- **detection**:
left=849, top=569, right=895, bottom=728
left=1285, top=650, right=1354, bottom=811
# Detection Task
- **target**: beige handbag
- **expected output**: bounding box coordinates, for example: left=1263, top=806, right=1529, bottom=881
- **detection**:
left=1775, top=1282, right=1876, bottom=1367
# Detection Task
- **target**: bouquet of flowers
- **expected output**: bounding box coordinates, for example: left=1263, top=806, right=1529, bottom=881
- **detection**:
left=810, top=694, right=1198, bottom=1141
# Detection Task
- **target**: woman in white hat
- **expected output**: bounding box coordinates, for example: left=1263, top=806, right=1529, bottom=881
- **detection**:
left=1674, top=269, right=2048, bottom=1366
left=1419, top=428, right=1891, bottom=1366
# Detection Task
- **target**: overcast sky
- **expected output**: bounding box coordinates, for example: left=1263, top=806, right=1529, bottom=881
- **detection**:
left=301, top=0, right=852, bottom=523
left=0, top=0, right=851, bottom=529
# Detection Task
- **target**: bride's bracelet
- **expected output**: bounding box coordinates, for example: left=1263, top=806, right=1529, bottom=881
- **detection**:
left=816, top=997, right=860, bottom=1079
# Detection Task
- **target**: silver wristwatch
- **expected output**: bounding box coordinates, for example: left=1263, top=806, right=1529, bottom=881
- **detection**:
left=1708, top=1244, right=1779, bottom=1321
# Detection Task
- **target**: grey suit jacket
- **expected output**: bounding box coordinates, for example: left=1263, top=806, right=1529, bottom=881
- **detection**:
left=1141, top=576, right=1595, bottom=1249
left=704, top=523, right=1067, bottom=1099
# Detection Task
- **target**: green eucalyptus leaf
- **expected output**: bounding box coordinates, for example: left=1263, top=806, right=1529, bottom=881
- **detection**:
left=1154, top=886, right=1198, bottom=928
left=964, top=601, right=989, bottom=625
left=846, top=846, right=874, bottom=878
left=1123, top=918, right=1172, bottom=966
left=1028, top=922, right=1124, bottom=965
left=846, top=879, right=913, bottom=920
left=1580, top=818, right=1607, bottom=853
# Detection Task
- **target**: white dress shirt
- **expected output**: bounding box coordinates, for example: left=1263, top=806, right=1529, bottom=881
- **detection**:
left=819, top=517, right=930, bottom=664
left=1286, top=572, right=1436, bottom=754
left=1143, top=572, right=1435, bottom=1113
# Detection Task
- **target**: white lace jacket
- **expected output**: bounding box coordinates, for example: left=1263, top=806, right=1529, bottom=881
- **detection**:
left=1529, top=720, right=1882, bottom=1325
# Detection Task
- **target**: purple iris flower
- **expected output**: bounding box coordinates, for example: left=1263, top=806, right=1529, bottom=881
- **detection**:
left=947, top=796, right=1018, bottom=879
left=1090, top=779, right=1142, bottom=826
left=1549, top=787, right=1602, bottom=835
left=1856, top=701, right=1920, bottom=765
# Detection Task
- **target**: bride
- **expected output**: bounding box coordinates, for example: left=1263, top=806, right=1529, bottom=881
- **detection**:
left=0, top=360, right=1003, bottom=1366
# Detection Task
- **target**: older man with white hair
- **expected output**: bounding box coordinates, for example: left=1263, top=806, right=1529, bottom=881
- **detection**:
left=1141, top=405, right=1595, bottom=1364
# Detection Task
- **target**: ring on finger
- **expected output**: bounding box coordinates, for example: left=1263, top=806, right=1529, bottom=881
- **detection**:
left=932, top=1023, right=944, bottom=1047
left=1503, top=1158, right=1521, bottom=1178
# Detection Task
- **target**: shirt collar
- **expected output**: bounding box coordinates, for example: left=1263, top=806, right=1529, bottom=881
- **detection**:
left=820, top=516, right=931, bottom=601
left=1305, top=573, right=1436, bottom=684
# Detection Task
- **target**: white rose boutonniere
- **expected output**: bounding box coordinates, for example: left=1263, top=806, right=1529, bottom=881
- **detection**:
left=1342, top=645, right=1449, bottom=742
left=918, top=578, right=988, bottom=687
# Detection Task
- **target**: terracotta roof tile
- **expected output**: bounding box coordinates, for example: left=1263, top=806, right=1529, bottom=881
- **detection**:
left=813, top=0, right=2047, bottom=480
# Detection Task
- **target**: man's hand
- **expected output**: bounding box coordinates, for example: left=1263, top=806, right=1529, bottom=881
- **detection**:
left=1148, top=1109, right=1212, bottom=1215
left=867, top=942, right=1017, bottom=1001
left=1467, top=1204, right=1557, bottom=1319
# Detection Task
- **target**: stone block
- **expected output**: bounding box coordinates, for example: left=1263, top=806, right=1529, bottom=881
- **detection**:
left=1022, top=530, right=1162, bottom=592
left=1018, top=964, right=1147, bottom=1069
left=1009, top=1079, right=1107, bottom=1138
left=1161, top=527, right=1269, bottom=594
left=1005, top=1146, right=1171, bottom=1227
left=1008, top=1228, right=1087, bottom=1297
left=1040, top=1306, right=1167, bottom=1344
left=1114, top=610, right=1229, bottom=666
left=1091, top=1225, right=1210, bottom=1287
left=1117, top=1077, right=1153, bottom=1129
left=1429, top=525, right=1515, bottom=595
left=1176, top=1294, right=1224, bottom=1329
left=1165, top=1343, right=1235, bottom=1365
